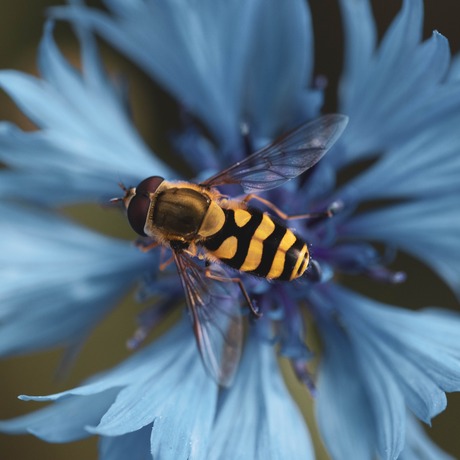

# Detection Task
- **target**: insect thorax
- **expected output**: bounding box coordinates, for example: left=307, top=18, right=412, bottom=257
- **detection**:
left=150, top=187, right=211, bottom=240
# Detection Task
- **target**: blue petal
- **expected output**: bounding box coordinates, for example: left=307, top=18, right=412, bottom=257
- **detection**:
left=244, top=0, right=321, bottom=142
left=52, top=1, right=261, bottom=153
left=348, top=329, right=406, bottom=460
left=0, top=168, right=115, bottom=205
left=0, top=123, right=130, bottom=204
left=209, top=329, right=314, bottom=459
left=366, top=340, right=447, bottom=424
left=171, top=125, right=221, bottom=174
left=446, top=53, right=460, bottom=82
left=99, top=425, right=153, bottom=460
left=0, top=389, right=118, bottom=442
left=53, top=0, right=322, bottom=157
left=335, top=0, right=455, bottom=165
left=0, top=204, right=148, bottom=356
left=337, top=0, right=377, bottom=112
left=317, top=285, right=460, bottom=415
left=149, top=364, right=216, bottom=460
left=20, top=319, right=200, bottom=401
left=315, top=319, right=375, bottom=460
left=337, top=115, right=460, bottom=202
left=2, top=320, right=217, bottom=458
left=340, top=196, right=460, bottom=297
left=88, top=319, right=217, bottom=459
left=0, top=22, right=171, bottom=205
left=376, top=0, right=423, bottom=63
left=400, top=414, right=455, bottom=460
left=312, top=284, right=460, bottom=459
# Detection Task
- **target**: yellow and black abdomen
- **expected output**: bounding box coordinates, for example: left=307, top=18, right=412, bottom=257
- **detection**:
left=201, top=208, right=309, bottom=281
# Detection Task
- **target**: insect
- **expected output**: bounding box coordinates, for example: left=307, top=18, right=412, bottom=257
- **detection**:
left=118, top=114, right=348, bottom=386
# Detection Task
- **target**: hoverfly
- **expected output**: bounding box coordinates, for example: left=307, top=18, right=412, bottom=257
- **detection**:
left=118, top=114, right=348, bottom=386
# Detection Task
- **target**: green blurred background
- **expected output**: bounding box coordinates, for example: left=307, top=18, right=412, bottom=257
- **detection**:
left=1, top=1, right=460, bottom=458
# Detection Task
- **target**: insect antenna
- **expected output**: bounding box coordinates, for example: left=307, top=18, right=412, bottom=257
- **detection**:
left=109, top=181, right=130, bottom=205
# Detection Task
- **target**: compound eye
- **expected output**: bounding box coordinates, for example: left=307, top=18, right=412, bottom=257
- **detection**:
left=136, top=176, right=164, bottom=194
left=127, top=193, right=151, bottom=236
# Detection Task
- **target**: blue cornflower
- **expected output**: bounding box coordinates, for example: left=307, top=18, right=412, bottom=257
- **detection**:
left=1, top=1, right=460, bottom=460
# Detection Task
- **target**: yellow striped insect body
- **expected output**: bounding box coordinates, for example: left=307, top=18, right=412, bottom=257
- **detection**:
left=202, top=207, right=309, bottom=281
left=120, top=114, right=348, bottom=386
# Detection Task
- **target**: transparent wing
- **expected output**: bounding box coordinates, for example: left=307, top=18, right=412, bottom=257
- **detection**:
left=201, top=114, right=348, bottom=193
left=172, top=250, right=243, bottom=387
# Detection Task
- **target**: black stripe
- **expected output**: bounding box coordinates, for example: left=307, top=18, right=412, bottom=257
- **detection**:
left=249, top=221, right=287, bottom=278
left=202, top=209, right=237, bottom=251
left=278, top=237, right=306, bottom=281
left=202, top=209, right=263, bottom=270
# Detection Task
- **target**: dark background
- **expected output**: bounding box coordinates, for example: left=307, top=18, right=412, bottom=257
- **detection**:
left=1, top=1, right=459, bottom=458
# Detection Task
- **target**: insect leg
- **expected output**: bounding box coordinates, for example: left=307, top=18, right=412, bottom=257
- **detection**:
left=134, top=239, right=160, bottom=253
left=242, top=194, right=341, bottom=221
left=159, top=254, right=175, bottom=271
left=205, top=268, right=261, bottom=318
left=134, top=239, right=180, bottom=272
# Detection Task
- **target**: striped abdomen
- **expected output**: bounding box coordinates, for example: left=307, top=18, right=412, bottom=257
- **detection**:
left=201, top=208, right=309, bottom=281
